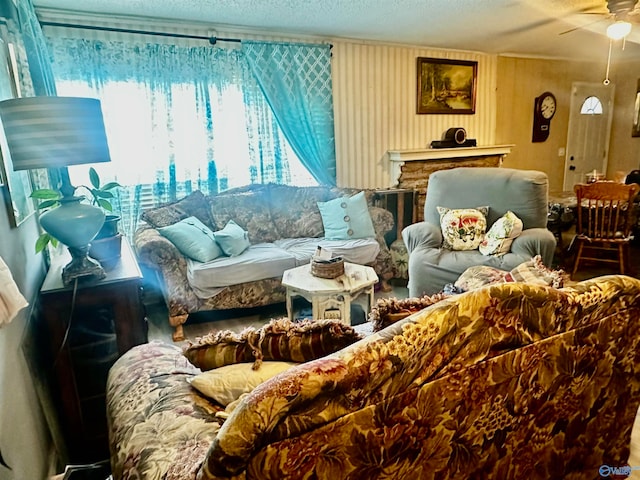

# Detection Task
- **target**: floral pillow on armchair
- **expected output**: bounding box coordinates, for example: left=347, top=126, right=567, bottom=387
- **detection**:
left=437, top=206, right=489, bottom=250
left=479, top=210, right=523, bottom=256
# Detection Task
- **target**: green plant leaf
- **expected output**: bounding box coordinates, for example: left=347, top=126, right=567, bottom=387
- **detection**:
left=93, top=190, right=114, bottom=199
left=97, top=198, right=113, bottom=211
left=101, top=181, right=121, bottom=191
left=35, top=233, right=51, bottom=253
left=30, top=189, right=61, bottom=200
left=89, top=167, right=100, bottom=189
left=37, top=199, right=60, bottom=210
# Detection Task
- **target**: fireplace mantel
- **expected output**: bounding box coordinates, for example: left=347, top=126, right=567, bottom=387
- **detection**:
left=388, top=145, right=514, bottom=185
left=387, top=144, right=514, bottom=221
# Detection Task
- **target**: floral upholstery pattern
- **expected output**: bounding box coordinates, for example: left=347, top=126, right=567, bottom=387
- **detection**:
left=140, top=190, right=214, bottom=229
left=479, top=210, right=523, bottom=256
left=107, top=341, right=223, bottom=480
left=135, top=224, right=286, bottom=321
left=268, top=185, right=333, bottom=238
left=208, top=191, right=280, bottom=244
left=108, top=275, right=640, bottom=480
left=437, top=206, right=489, bottom=250
left=134, top=185, right=395, bottom=335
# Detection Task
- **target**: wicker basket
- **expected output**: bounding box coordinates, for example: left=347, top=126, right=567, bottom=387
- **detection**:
left=311, top=257, right=344, bottom=279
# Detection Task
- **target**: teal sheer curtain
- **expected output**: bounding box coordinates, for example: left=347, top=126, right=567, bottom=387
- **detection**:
left=15, top=0, right=56, bottom=96
left=242, top=41, right=336, bottom=186
left=14, top=0, right=60, bottom=198
left=44, top=36, right=321, bottom=236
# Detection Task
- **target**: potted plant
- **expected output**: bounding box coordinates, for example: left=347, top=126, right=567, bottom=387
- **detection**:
left=31, top=168, right=122, bottom=264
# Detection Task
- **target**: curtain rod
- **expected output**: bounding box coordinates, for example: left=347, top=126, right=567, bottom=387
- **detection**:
left=40, top=21, right=239, bottom=45
left=40, top=21, right=333, bottom=48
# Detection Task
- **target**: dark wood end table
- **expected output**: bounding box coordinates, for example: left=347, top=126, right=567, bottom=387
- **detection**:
left=39, top=237, right=147, bottom=464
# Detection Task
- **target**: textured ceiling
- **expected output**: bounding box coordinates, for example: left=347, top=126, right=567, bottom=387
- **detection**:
left=32, top=0, right=640, bottom=61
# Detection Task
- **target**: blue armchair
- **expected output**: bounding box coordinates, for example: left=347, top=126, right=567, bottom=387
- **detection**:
left=402, top=167, right=556, bottom=296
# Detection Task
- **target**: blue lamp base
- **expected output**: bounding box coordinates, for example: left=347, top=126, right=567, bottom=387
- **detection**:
left=40, top=195, right=107, bottom=286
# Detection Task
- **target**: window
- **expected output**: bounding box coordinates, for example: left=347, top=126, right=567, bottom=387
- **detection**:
left=59, top=79, right=317, bottom=194
left=46, top=36, right=334, bottom=236
left=580, top=96, right=603, bottom=115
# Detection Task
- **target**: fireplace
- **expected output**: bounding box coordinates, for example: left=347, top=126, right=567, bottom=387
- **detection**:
left=388, top=145, right=513, bottom=221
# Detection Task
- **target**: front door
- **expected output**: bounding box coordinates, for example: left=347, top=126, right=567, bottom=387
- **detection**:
left=562, top=82, right=615, bottom=191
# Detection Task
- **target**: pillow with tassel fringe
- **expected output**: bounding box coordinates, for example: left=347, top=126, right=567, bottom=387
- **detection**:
left=183, top=317, right=363, bottom=371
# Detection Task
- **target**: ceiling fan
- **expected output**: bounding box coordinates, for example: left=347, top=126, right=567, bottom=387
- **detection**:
left=561, top=0, right=640, bottom=38
left=559, top=0, right=640, bottom=83
left=605, top=0, right=640, bottom=39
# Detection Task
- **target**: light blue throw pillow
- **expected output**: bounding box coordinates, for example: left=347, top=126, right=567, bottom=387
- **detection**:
left=158, top=216, right=223, bottom=263
left=214, top=220, right=251, bottom=257
left=317, top=191, right=376, bottom=240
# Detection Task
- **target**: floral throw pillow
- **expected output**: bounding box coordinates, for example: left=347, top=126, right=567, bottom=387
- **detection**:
left=479, top=211, right=523, bottom=256
left=437, top=206, right=489, bottom=251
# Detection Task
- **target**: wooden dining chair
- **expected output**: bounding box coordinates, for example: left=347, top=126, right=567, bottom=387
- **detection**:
left=572, top=181, right=640, bottom=279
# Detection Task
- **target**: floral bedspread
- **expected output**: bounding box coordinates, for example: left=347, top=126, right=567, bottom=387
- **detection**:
left=108, top=275, right=640, bottom=480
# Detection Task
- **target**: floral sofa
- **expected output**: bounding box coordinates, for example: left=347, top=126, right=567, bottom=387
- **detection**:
left=107, top=275, right=640, bottom=479
left=134, top=184, right=395, bottom=340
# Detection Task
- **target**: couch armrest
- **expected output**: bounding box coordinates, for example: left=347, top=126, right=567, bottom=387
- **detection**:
left=402, top=222, right=443, bottom=253
left=134, top=225, right=201, bottom=323
left=367, top=206, right=395, bottom=281
left=134, top=224, right=185, bottom=268
left=368, top=206, right=394, bottom=239
left=510, top=228, right=557, bottom=267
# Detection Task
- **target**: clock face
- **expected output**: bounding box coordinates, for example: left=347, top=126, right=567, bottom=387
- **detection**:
left=540, top=94, right=556, bottom=120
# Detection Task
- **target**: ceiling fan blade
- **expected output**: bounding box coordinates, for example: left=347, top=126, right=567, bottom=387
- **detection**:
left=559, top=16, right=608, bottom=35
left=502, top=4, right=608, bottom=36
left=505, top=18, right=559, bottom=35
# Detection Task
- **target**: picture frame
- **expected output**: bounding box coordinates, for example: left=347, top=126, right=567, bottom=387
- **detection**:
left=0, top=35, right=36, bottom=227
left=632, top=78, right=640, bottom=137
left=416, top=57, right=477, bottom=114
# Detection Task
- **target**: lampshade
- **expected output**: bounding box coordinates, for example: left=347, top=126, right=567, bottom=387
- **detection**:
left=0, top=96, right=112, bottom=285
left=0, top=96, right=111, bottom=170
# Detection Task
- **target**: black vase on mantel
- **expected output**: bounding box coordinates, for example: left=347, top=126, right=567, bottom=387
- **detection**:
left=89, top=214, right=122, bottom=269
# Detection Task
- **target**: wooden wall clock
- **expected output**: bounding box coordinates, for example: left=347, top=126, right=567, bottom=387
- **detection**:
left=532, top=91, right=556, bottom=143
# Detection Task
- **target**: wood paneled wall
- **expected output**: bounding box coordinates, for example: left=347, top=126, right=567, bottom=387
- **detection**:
left=496, top=55, right=640, bottom=192
left=608, top=60, right=640, bottom=177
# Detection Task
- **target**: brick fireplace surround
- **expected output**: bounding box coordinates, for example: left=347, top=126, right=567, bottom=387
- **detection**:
left=387, top=145, right=513, bottom=221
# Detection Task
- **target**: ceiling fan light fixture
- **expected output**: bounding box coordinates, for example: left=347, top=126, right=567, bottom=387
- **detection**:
left=606, top=20, right=632, bottom=40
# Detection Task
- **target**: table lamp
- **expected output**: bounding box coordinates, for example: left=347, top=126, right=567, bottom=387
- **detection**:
left=0, top=96, right=112, bottom=285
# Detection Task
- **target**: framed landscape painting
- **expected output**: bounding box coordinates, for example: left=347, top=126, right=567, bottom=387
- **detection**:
left=416, top=57, right=477, bottom=114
